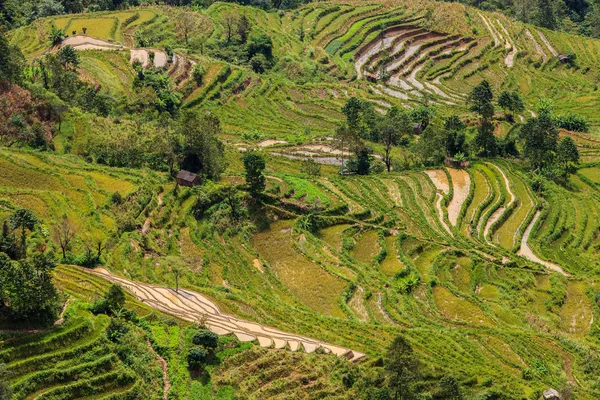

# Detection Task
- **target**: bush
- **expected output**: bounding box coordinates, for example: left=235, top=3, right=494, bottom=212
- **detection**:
left=192, top=65, right=206, bottom=86
left=107, top=318, right=129, bottom=343
left=187, top=346, right=209, bottom=369
left=192, top=329, right=218, bottom=349
left=111, top=192, right=123, bottom=205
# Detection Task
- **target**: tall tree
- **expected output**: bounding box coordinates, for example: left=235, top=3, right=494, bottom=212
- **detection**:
left=467, top=80, right=494, bottom=120
left=10, top=209, right=37, bottom=258
left=443, top=115, right=466, bottom=157
left=536, top=0, right=557, bottom=29
left=2, top=252, right=60, bottom=324
left=51, top=216, right=77, bottom=259
left=237, top=14, right=251, bottom=43
left=179, top=110, right=225, bottom=180
left=474, top=119, right=498, bottom=157
left=556, top=136, right=579, bottom=168
left=223, top=12, right=238, bottom=43
left=57, top=45, right=80, bottom=68
left=243, top=152, right=266, bottom=197
left=0, top=30, right=25, bottom=89
left=0, top=363, right=11, bottom=400
left=385, top=336, right=420, bottom=400
left=521, top=111, right=559, bottom=169
left=175, top=12, right=197, bottom=45
left=381, top=107, right=411, bottom=172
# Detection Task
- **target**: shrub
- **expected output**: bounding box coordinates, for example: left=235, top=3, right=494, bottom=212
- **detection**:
left=342, top=373, right=355, bottom=388
left=187, top=346, right=209, bottom=369
left=192, top=329, right=218, bottom=349
left=192, top=64, right=206, bottom=86
left=111, top=192, right=123, bottom=205
left=107, top=318, right=129, bottom=343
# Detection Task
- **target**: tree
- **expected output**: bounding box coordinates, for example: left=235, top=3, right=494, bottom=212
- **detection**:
left=3, top=252, right=60, bottom=324
left=10, top=209, right=37, bottom=258
left=187, top=346, right=209, bottom=369
left=556, top=136, right=579, bottom=168
left=521, top=111, right=558, bottom=170
left=192, top=329, right=218, bottom=348
left=179, top=110, right=225, bottom=180
left=237, top=14, right=251, bottom=43
left=105, top=284, right=126, bottom=313
left=192, top=64, right=205, bottom=85
left=498, top=90, right=525, bottom=121
left=536, top=0, right=557, bottom=29
left=0, top=363, right=11, bottom=400
left=250, top=53, right=269, bottom=73
left=474, top=120, right=498, bottom=157
left=223, top=12, right=238, bottom=43
left=38, top=0, right=64, bottom=17
left=0, top=221, right=16, bottom=259
left=385, top=335, right=420, bottom=400
left=437, top=375, right=463, bottom=399
left=334, top=123, right=359, bottom=168
left=382, top=107, right=411, bottom=172
left=443, top=115, right=466, bottom=157
left=467, top=80, right=494, bottom=120
left=0, top=30, right=25, bottom=89
left=243, top=152, right=266, bottom=196
left=342, top=97, right=364, bottom=134
left=351, top=145, right=371, bottom=175
left=247, top=34, right=273, bottom=60
left=175, top=12, right=197, bottom=45
left=57, top=45, right=79, bottom=69
left=51, top=216, right=77, bottom=259
left=172, top=265, right=182, bottom=293
left=48, top=27, right=66, bottom=46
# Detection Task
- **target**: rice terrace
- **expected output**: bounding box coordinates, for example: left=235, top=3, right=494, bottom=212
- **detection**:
left=1, top=0, right=600, bottom=398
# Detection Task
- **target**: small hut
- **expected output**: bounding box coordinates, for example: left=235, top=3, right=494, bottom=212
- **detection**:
left=175, top=170, right=202, bottom=187
left=413, top=123, right=424, bottom=134
left=444, top=157, right=470, bottom=168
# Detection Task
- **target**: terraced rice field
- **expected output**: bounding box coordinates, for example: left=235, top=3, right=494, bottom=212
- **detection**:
left=1, top=310, right=156, bottom=399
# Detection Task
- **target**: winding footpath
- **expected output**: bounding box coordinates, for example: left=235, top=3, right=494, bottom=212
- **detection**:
left=517, top=211, right=568, bottom=276
left=85, top=267, right=366, bottom=362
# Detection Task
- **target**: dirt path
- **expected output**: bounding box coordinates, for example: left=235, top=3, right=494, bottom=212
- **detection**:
left=85, top=267, right=365, bottom=361
left=537, top=30, right=558, bottom=57
left=496, top=19, right=517, bottom=67
left=525, top=29, right=548, bottom=63
left=447, top=168, right=470, bottom=226
left=479, top=14, right=501, bottom=47
left=147, top=339, right=171, bottom=400
left=517, top=211, right=568, bottom=276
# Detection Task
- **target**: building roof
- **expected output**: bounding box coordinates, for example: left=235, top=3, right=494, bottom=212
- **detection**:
left=176, top=169, right=199, bottom=183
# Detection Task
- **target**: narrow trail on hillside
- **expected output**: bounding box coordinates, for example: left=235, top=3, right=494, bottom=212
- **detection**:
left=496, top=19, right=517, bottom=67
left=147, top=339, right=171, bottom=400
left=525, top=30, right=548, bottom=63
left=483, top=164, right=515, bottom=243
left=518, top=211, right=568, bottom=276
left=479, top=14, right=501, bottom=47
left=84, top=267, right=366, bottom=361
left=537, top=30, right=558, bottom=57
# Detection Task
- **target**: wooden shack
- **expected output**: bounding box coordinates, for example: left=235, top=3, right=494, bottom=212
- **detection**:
left=175, top=170, right=202, bottom=187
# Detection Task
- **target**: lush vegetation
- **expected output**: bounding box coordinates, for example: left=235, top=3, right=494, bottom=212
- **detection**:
left=2, top=0, right=600, bottom=398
